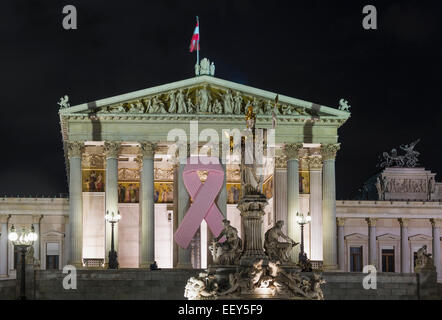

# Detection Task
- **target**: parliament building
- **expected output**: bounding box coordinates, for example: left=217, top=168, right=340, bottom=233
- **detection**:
left=0, top=74, right=441, bottom=285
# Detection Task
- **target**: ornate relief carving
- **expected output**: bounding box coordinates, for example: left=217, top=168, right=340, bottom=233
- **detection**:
left=104, top=141, right=121, bottom=158
left=336, top=218, right=346, bottom=227
left=306, top=156, right=322, bottom=170
left=140, top=142, right=158, bottom=159
left=365, top=218, right=377, bottom=227
left=381, top=177, right=429, bottom=193
left=82, top=154, right=105, bottom=169
left=154, top=167, right=174, bottom=181
left=320, top=144, right=340, bottom=160
left=67, top=141, right=84, bottom=158
left=283, top=143, right=303, bottom=160
left=274, top=155, right=287, bottom=169
left=93, top=85, right=315, bottom=117
left=118, top=168, right=140, bottom=181
left=430, top=218, right=442, bottom=228
left=226, top=168, right=241, bottom=182
left=398, top=218, right=409, bottom=228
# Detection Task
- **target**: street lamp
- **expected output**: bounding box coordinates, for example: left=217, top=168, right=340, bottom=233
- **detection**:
left=296, top=212, right=311, bottom=269
left=105, top=210, right=121, bottom=269
left=8, top=224, right=38, bottom=300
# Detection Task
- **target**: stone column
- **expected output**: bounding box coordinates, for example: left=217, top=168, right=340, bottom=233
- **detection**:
left=32, top=215, right=43, bottom=266
left=308, top=156, right=323, bottom=261
left=139, top=142, right=157, bottom=268
left=337, top=218, right=346, bottom=271
left=63, top=216, right=70, bottom=267
left=321, top=143, right=340, bottom=270
left=104, top=141, right=120, bottom=265
left=366, top=218, right=377, bottom=267
left=0, top=215, right=9, bottom=277
left=283, top=143, right=303, bottom=261
left=430, top=219, right=441, bottom=278
left=398, top=218, right=410, bottom=273
left=67, top=141, right=84, bottom=267
left=273, top=152, right=287, bottom=234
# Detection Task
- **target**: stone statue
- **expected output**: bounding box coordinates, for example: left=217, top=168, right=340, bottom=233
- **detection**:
left=150, top=97, right=167, bottom=113
left=428, top=177, right=436, bottom=200
left=200, top=58, right=210, bottom=75
left=223, top=89, right=234, bottom=114
left=264, top=220, right=299, bottom=263
left=210, top=219, right=242, bottom=265
left=400, top=139, right=420, bottom=167
left=128, top=102, right=144, bottom=113
left=187, top=97, right=196, bottom=113
left=57, top=95, right=70, bottom=109
left=375, top=176, right=384, bottom=200
left=166, top=90, right=177, bottom=113
left=233, top=91, right=243, bottom=114
left=194, top=63, right=200, bottom=76
left=379, top=139, right=421, bottom=168
left=415, top=245, right=435, bottom=272
left=177, top=89, right=187, bottom=113
left=252, top=98, right=263, bottom=114
left=198, top=85, right=211, bottom=112
left=210, top=62, right=215, bottom=76
left=212, top=99, right=223, bottom=114
left=184, top=272, right=218, bottom=300
left=338, top=98, right=351, bottom=111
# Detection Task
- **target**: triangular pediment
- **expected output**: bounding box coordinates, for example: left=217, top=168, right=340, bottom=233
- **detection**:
left=344, top=233, right=368, bottom=241
left=376, top=233, right=400, bottom=241
left=59, top=75, right=350, bottom=119
left=408, top=234, right=432, bottom=241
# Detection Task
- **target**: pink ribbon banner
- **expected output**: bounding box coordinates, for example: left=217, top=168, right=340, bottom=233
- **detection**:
left=174, top=156, right=225, bottom=249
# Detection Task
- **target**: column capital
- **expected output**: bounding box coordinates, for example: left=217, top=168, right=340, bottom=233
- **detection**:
left=430, top=218, right=442, bottom=228
left=320, top=143, right=340, bottom=160
left=139, top=141, right=158, bottom=159
left=283, top=143, right=303, bottom=160
left=67, top=141, right=84, bottom=158
left=398, top=218, right=410, bottom=227
left=337, top=217, right=346, bottom=227
left=0, top=215, right=10, bottom=224
left=32, top=215, right=43, bottom=224
left=306, top=156, right=323, bottom=170
left=365, top=217, right=377, bottom=227
left=104, top=141, right=121, bottom=159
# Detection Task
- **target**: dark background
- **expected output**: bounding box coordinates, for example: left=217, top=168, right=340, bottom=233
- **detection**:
left=0, top=0, right=440, bottom=199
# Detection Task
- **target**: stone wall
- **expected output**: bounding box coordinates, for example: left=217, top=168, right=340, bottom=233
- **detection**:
left=321, top=272, right=418, bottom=300
left=0, top=280, right=16, bottom=300
left=34, top=269, right=202, bottom=300
left=1, top=269, right=440, bottom=300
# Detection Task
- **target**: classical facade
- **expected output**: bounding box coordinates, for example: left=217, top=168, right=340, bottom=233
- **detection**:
left=0, top=74, right=441, bottom=283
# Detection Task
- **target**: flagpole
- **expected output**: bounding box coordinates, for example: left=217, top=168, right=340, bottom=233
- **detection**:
left=196, top=16, right=200, bottom=68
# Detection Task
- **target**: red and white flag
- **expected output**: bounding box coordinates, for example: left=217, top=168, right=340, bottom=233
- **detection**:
left=189, top=21, right=200, bottom=52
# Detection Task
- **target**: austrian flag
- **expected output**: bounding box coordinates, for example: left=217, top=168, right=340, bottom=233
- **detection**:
left=189, top=22, right=200, bottom=52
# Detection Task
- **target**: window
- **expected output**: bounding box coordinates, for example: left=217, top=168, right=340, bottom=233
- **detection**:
left=46, top=242, right=60, bottom=270
left=413, top=251, right=418, bottom=269
left=382, top=249, right=395, bottom=272
left=350, top=246, right=363, bottom=272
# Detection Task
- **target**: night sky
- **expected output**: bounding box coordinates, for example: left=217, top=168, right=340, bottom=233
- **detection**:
left=0, top=0, right=440, bottom=199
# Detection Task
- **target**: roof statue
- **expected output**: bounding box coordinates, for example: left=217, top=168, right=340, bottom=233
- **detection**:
left=338, top=98, right=350, bottom=111
left=378, top=139, right=421, bottom=168
left=195, top=57, right=214, bottom=76
left=57, top=95, right=70, bottom=109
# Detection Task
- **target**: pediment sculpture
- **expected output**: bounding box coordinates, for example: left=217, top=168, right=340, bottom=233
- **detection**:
left=93, top=86, right=313, bottom=117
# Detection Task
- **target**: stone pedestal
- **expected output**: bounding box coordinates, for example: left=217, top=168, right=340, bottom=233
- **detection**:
left=238, top=194, right=268, bottom=266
